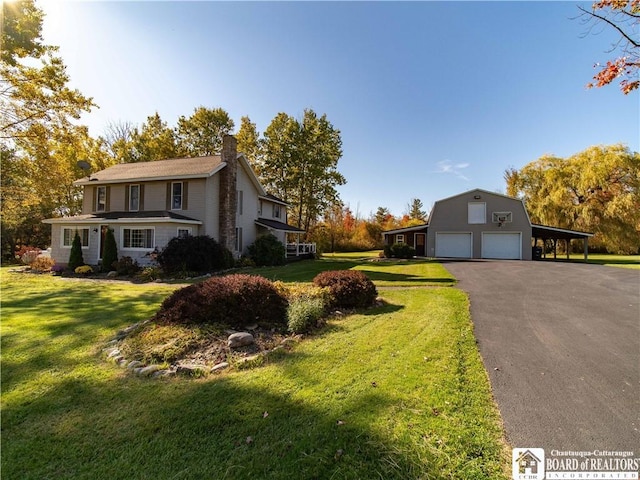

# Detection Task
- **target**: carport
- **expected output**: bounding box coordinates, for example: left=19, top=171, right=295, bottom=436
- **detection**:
left=531, top=224, right=594, bottom=261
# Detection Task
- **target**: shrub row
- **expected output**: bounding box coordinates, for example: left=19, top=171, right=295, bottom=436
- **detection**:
left=154, top=274, right=288, bottom=330
left=154, top=270, right=378, bottom=334
left=383, top=243, right=416, bottom=259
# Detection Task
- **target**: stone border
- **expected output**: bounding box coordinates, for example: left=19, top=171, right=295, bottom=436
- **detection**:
left=101, top=321, right=300, bottom=379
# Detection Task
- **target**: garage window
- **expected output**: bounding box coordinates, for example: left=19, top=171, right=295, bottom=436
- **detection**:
left=468, top=203, right=486, bottom=224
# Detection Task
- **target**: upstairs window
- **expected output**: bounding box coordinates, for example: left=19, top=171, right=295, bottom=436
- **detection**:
left=96, top=186, right=107, bottom=212
left=468, top=202, right=486, bottom=224
left=238, top=190, right=244, bottom=215
left=273, top=204, right=281, bottom=218
left=172, top=182, right=183, bottom=210
left=129, top=184, right=140, bottom=211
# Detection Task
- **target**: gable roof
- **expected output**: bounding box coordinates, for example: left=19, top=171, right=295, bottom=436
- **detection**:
left=74, top=155, right=225, bottom=185
left=428, top=188, right=531, bottom=224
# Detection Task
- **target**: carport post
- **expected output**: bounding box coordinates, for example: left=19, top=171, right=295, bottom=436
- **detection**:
left=566, top=239, right=570, bottom=260
left=584, top=237, right=589, bottom=262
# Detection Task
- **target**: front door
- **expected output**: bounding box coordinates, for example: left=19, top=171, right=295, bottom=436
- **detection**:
left=415, top=233, right=426, bottom=256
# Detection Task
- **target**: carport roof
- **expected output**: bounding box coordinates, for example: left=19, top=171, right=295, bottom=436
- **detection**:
left=531, top=224, right=593, bottom=240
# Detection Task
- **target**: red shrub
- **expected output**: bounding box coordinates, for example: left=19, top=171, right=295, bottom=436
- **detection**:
left=313, top=270, right=377, bottom=309
left=154, top=274, right=288, bottom=330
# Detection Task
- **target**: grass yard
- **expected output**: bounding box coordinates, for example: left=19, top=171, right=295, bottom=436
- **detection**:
left=1, top=263, right=508, bottom=479
left=540, top=253, right=640, bottom=269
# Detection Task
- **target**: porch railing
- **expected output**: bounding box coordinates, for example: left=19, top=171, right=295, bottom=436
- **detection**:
left=286, top=243, right=316, bottom=257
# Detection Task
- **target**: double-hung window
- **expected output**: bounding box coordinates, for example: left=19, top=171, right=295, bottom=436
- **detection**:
left=96, top=186, right=107, bottom=212
left=62, top=228, right=89, bottom=248
left=172, top=182, right=183, bottom=210
left=122, top=228, right=154, bottom=249
left=129, top=184, right=140, bottom=211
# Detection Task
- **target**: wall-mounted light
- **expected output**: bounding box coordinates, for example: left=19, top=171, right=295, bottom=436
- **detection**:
left=93, top=228, right=98, bottom=233
left=474, top=195, right=481, bottom=199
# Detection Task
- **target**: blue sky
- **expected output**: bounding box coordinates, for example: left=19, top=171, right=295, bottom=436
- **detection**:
left=40, top=1, right=639, bottom=217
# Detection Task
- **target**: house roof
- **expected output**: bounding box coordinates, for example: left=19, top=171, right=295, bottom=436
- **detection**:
left=532, top=224, right=593, bottom=240
left=255, top=218, right=305, bottom=233
left=74, top=156, right=226, bottom=185
left=43, top=211, right=202, bottom=225
left=259, top=193, right=288, bottom=206
left=383, top=224, right=429, bottom=235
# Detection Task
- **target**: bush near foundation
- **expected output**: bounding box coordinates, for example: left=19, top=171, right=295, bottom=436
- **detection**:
left=153, top=274, right=288, bottom=330
left=247, top=234, right=286, bottom=266
left=313, top=270, right=377, bottom=309
left=157, top=235, right=234, bottom=275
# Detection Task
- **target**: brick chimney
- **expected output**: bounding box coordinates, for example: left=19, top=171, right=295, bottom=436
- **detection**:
left=219, top=135, right=237, bottom=253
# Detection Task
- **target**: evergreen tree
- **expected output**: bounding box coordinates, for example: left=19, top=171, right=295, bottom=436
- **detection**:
left=67, top=231, right=84, bottom=270
left=101, top=228, right=118, bottom=272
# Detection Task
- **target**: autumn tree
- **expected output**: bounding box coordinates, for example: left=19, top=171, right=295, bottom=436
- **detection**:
left=175, top=106, right=234, bottom=157
left=0, top=0, right=95, bottom=140
left=260, top=109, right=345, bottom=233
left=505, top=144, right=640, bottom=253
left=128, top=112, right=178, bottom=162
left=1, top=0, right=99, bottom=257
left=236, top=115, right=261, bottom=166
left=579, top=0, right=640, bottom=94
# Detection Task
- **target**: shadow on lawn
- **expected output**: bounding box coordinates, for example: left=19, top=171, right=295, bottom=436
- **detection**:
left=2, top=373, right=429, bottom=479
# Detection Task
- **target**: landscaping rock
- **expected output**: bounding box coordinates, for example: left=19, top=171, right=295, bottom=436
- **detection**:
left=228, top=332, right=254, bottom=348
left=152, top=369, right=176, bottom=378
left=127, top=360, right=144, bottom=370
left=106, top=271, right=118, bottom=278
left=107, top=348, right=121, bottom=359
left=238, top=354, right=261, bottom=365
left=211, top=362, right=229, bottom=373
left=138, top=364, right=162, bottom=377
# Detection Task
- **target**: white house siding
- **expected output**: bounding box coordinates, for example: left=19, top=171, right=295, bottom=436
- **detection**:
left=49, top=223, right=100, bottom=266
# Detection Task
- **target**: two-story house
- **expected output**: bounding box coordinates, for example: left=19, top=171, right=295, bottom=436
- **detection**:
left=383, top=188, right=592, bottom=260
left=43, top=135, right=304, bottom=267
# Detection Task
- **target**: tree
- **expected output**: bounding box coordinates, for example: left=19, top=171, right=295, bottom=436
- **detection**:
left=175, top=106, right=234, bottom=157
left=1, top=0, right=95, bottom=140
left=505, top=144, right=640, bottom=253
left=579, top=0, right=640, bottom=94
left=260, top=109, right=345, bottom=233
left=101, top=228, right=118, bottom=272
left=102, top=120, right=136, bottom=163
left=236, top=115, right=261, bottom=166
left=129, top=112, right=177, bottom=162
left=67, top=231, right=84, bottom=270
left=406, top=198, right=427, bottom=222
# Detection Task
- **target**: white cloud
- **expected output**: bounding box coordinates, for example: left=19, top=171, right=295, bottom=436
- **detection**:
left=434, top=160, right=470, bottom=181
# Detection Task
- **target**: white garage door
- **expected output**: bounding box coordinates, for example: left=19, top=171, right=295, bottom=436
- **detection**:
left=435, top=232, right=472, bottom=258
left=482, top=232, right=521, bottom=259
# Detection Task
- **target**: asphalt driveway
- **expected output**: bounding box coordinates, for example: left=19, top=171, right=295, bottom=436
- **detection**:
left=443, top=260, right=639, bottom=452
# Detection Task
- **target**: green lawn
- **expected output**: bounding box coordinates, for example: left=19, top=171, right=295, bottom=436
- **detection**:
left=540, top=253, right=640, bottom=269
left=1, top=263, right=508, bottom=479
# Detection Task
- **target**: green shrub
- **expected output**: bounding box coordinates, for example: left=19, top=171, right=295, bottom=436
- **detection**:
left=101, top=228, right=118, bottom=272
left=138, top=266, right=162, bottom=282
left=247, top=234, right=286, bottom=266
left=154, top=274, right=288, bottom=330
left=287, top=296, right=326, bottom=334
left=68, top=232, right=84, bottom=270
left=385, top=243, right=415, bottom=259
left=157, top=235, right=233, bottom=275
left=112, top=256, right=141, bottom=276
left=313, top=270, right=377, bottom=309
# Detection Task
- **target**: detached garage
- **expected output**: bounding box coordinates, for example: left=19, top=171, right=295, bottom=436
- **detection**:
left=383, top=188, right=592, bottom=261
